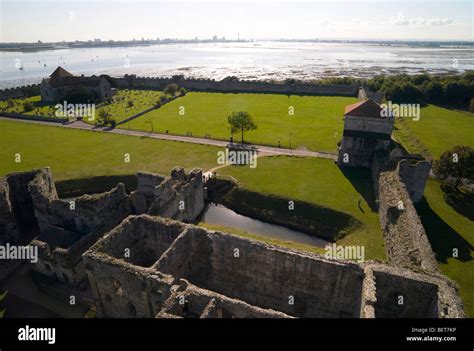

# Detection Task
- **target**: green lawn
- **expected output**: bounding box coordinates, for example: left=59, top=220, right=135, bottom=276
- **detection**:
left=0, top=96, right=57, bottom=117
left=394, top=105, right=474, bottom=159
left=91, top=89, right=165, bottom=123
left=219, top=155, right=385, bottom=261
left=0, top=89, right=165, bottom=122
left=124, top=92, right=357, bottom=152
left=0, top=119, right=220, bottom=183
left=417, top=180, right=474, bottom=317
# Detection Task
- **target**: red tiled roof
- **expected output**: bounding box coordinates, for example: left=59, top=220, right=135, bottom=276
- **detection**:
left=344, top=99, right=382, bottom=118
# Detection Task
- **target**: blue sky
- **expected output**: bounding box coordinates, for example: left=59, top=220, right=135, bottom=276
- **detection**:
left=0, top=0, right=472, bottom=42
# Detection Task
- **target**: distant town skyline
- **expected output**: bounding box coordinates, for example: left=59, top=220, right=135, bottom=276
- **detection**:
left=0, top=0, right=473, bottom=42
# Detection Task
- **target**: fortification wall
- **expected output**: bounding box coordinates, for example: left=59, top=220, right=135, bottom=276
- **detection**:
left=397, top=159, right=431, bottom=203
left=115, top=76, right=359, bottom=96
left=377, top=169, right=439, bottom=272
left=0, top=84, right=40, bottom=101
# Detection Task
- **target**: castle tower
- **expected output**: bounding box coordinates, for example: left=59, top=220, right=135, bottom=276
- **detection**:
left=337, top=99, right=394, bottom=168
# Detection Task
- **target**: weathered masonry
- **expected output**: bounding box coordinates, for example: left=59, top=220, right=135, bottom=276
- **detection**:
left=83, top=215, right=464, bottom=318
left=0, top=167, right=204, bottom=286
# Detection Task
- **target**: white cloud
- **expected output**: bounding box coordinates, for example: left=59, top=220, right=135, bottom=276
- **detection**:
left=391, top=13, right=453, bottom=26
left=428, top=18, right=453, bottom=25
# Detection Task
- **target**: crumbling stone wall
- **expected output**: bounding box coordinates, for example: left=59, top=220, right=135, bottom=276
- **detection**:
left=0, top=166, right=204, bottom=286
left=377, top=170, right=439, bottom=272
left=130, top=167, right=204, bottom=223
left=0, top=178, right=19, bottom=245
left=83, top=215, right=464, bottom=318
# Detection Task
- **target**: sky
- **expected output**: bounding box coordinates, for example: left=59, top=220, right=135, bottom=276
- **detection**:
left=0, top=0, right=472, bottom=42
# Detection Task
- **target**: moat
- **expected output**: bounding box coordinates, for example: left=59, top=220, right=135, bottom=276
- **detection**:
left=201, top=203, right=330, bottom=248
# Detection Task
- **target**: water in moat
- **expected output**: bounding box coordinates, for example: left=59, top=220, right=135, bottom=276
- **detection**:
left=201, top=203, right=330, bottom=248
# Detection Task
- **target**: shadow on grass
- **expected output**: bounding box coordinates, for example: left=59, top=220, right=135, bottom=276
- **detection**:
left=56, top=174, right=138, bottom=198
left=416, top=197, right=473, bottom=264
left=340, top=166, right=378, bottom=212
left=441, top=183, right=474, bottom=221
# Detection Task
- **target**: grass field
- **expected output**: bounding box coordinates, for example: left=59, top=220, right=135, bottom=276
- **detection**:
left=394, top=105, right=474, bottom=159
left=0, top=119, right=220, bottom=183
left=0, top=96, right=57, bottom=117
left=219, top=155, right=385, bottom=260
left=124, top=92, right=357, bottom=152
left=0, top=89, right=165, bottom=122
left=417, top=180, right=474, bottom=317
left=89, top=89, right=165, bottom=123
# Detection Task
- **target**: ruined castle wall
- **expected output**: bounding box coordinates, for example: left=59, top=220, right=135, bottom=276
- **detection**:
left=367, top=263, right=465, bottom=318
left=98, top=216, right=184, bottom=268
left=147, top=168, right=204, bottom=223
left=377, top=170, right=439, bottom=272
left=158, top=228, right=364, bottom=318
left=372, top=270, right=439, bottom=318
left=83, top=252, right=175, bottom=318
left=29, top=169, right=131, bottom=236
left=397, top=159, right=431, bottom=203
left=5, top=169, right=44, bottom=237
left=158, top=281, right=292, bottom=318
left=0, top=178, right=19, bottom=244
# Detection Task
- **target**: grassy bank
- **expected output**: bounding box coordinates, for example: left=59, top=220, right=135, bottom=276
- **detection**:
left=221, top=187, right=362, bottom=242
left=394, top=105, right=474, bottom=159
left=125, top=92, right=357, bottom=152
left=219, top=155, right=385, bottom=260
left=417, top=179, right=474, bottom=316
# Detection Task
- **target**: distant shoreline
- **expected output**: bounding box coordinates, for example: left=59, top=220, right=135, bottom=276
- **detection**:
left=0, top=39, right=472, bottom=53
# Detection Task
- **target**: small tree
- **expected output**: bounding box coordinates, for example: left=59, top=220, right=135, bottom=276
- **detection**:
left=127, top=99, right=134, bottom=107
left=228, top=111, right=257, bottom=144
left=6, top=99, right=14, bottom=108
left=164, top=83, right=178, bottom=96
left=179, top=87, right=186, bottom=96
left=434, top=145, right=474, bottom=188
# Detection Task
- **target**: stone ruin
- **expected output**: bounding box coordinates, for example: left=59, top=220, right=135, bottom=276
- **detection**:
left=0, top=166, right=204, bottom=285
left=0, top=165, right=466, bottom=318
left=83, top=214, right=465, bottom=318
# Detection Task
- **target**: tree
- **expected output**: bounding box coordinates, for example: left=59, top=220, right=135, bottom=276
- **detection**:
left=228, top=111, right=257, bottom=144
left=434, top=145, right=474, bottom=188
left=385, top=83, right=423, bottom=104
left=164, top=83, right=178, bottom=96
left=422, top=81, right=444, bottom=103
left=179, top=87, right=187, bottom=96
left=96, top=109, right=116, bottom=127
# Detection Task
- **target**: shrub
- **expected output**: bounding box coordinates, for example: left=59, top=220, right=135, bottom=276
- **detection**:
left=164, top=83, right=178, bottom=96
left=22, top=101, right=34, bottom=112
